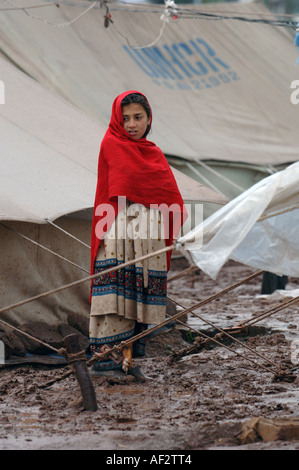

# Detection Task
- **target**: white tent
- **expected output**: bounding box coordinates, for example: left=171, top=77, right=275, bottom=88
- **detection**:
left=0, top=1, right=298, bottom=202
left=0, top=56, right=225, bottom=328
left=0, top=56, right=226, bottom=223
left=179, top=161, right=299, bottom=279
left=1, top=0, right=298, bottom=329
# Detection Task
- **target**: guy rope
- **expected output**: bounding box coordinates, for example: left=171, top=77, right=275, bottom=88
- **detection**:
left=0, top=242, right=297, bottom=410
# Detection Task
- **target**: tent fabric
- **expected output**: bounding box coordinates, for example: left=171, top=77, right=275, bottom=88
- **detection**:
left=0, top=1, right=298, bottom=166
left=0, top=56, right=226, bottom=224
left=0, top=55, right=225, bottom=328
left=0, top=56, right=105, bottom=223
left=178, top=162, right=299, bottom=279
left=0, top=216, right=91, bottom=327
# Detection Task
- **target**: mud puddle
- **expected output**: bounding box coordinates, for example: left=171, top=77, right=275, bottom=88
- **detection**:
left=1, top=260, right=299, bottom=451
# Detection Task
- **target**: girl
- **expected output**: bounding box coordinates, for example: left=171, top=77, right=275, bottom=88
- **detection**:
left=89, top=90, right=186, bottom=377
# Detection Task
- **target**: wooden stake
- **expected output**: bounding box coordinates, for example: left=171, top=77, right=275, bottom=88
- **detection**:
left=64, top=333, right=98, bottom=412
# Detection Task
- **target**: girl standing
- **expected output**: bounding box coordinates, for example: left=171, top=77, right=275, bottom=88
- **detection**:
left=89, top=90, right=186, bottom=376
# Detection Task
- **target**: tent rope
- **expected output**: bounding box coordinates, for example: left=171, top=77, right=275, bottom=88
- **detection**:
left=168, top=295, right=280, bottom=372
left=194, top=158, right=246, bottom=193
left=0, top=247, right=262, bottom=366
left=0, top=224, right=296, bottom=382
left=88, top=269, right=264, bottom=364
left=258, top=203, right=299, bottom=222
left=57, top=348, right=87, bottom=364
left=239, top=295, right=299, bottom=327
left=0, top=222, right=89, bottom=273
left=185, top=162, right=227, bottom=197
left=2, top=263, right=296, bottom=382
left=46, top=219, right=91, bottom=249
left=0, top=243, right=176, bottom=316
left=169, top=313, right=278, bottom=375
left=167, top=264, right=199, bottom=282
left=0, top=317, right=59, bottom=354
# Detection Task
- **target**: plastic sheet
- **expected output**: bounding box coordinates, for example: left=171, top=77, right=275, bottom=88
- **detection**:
left=179, top=162, right=299, bottom=279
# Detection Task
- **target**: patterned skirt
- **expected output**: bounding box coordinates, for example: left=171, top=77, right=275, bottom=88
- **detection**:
left=89, top=202, right=167, bottom=370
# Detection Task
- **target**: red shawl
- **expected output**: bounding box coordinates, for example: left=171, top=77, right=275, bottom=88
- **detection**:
left=90, top=90, right=187, bottom=276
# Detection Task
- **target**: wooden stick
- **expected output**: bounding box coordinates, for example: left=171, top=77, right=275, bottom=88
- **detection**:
left=64, top=334, right=98, bottom=412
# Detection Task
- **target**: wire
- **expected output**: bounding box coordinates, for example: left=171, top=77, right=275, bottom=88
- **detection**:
left=176, top=8, right=297, bottom=29
left=111, top=9, right=168, bottom=49
left=108, top=1, right=298, bottom=49
left=0, top=1, right=57, bottom=10
left=1, top=0, right=99, bottom=27
left=0, top=0, right=298, bottom=52
left=1, top=0, right=298, bottom=30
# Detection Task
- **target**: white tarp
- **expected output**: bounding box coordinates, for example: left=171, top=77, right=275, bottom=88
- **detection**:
left=0, top=56, right=226, bottom=223
left=0, top=1, right=298, bottom=166
left=179, top=161, right=299, bottom=279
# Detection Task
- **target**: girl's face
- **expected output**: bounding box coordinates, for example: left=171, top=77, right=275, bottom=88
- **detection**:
left=122, top=103, right=151, bottom=140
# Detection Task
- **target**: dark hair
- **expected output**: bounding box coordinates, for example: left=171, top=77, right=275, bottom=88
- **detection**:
left=121, top=93, right=151, bottom=119
left=121, top=93, right=151, bottom=138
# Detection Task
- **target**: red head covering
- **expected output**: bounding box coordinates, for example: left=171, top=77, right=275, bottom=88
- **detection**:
left=90, top=90, right=187, bottom=276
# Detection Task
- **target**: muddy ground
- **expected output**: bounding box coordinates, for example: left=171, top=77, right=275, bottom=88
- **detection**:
left=1, top=259, right=299, bottom=452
